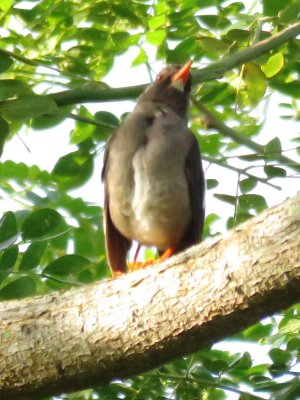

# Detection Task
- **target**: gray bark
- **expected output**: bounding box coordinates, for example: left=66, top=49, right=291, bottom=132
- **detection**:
left=0, top=193, right=299, bottom=399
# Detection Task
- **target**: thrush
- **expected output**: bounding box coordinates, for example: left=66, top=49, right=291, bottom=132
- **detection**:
left=102, top=61, right=205, bottom=275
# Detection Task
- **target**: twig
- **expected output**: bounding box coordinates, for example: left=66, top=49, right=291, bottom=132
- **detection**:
left=202, top=155, right=281, bottom=190
left=192, top=98, right=300, bottom=172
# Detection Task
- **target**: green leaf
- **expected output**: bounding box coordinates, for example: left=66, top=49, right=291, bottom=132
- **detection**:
left=240, top=178, right=257, bottom=193
left=262, top=0, right=287, bottom=16
left=287, top=338, right=300, bottom=351
left=74, top=227, right=98, bottom=258
left=31, top=107, right=72, bottom=130
left=226, top=29, right=251, bottom=42
left=261, top=53, right=284, bottom=78
left=94, top=111, right=119, bottom=137
left=21, top=209, right=62, bottom=240
left=206, top=179, right=219, bottom=189
left=207, top=359, right=228, bottom=373
left=148, top=14, right=166, bottom=30
left=231, top=352, right=252, bottom=370
left=43, top=254, right=91, bottom=276
left=0, top=0, right=12, bottom=12
left=0, top=276, right=36, bottom=300
left=52, top=151, right=94, bottom=190
left=146, top=30, right=166, bottom=45
left=240, top=321, right=273, bottom=341
left=264, top=137, right=282, bottom=159
left=0, top=246, right=19, bottom=270
left=0, top=212, right=18, bottom=250
left=271, top=81, right=300, bottom=98
left=0, top=116, right=10, bottom=157
left=0, top=55, right=13, bottom=74
left=278, top=318, right=300, bottom=334
left=0, top=95, right=57, bottom=121
left=214, top=193, right=237, bottom=205
left=269, top=348, right=292, bottom=365
left=70, top=106, right=95, bottom=144
left=244, top=63, right=267, bottom=106
left=19, top=241, right=47, bottom=271
left=197, top=15, right=230, bottom=29
left=131, top=48, right=148, bottom=67
left=0, top=79, right=29, bottom=101
left=239, top=194, right=267, bottom=212
left=264, top=166, right=286, bottom=178
left=278, top=1, right=300, bottom=23
left=198, top=36, right=230, bottom=55
left=70, top=121, right=94, bottom=145
left=111, top=4, right=141, bottom=25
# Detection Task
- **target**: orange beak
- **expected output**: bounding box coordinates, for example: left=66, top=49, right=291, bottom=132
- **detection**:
left=171, top=60, right=193, bottom=85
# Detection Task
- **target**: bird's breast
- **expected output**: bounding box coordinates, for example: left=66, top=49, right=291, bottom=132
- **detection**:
left=107, top=106, right=193, bottom=249
left=130, top=148, right=191, bottom=249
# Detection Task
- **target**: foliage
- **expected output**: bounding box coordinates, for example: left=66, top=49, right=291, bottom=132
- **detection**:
left=0, top=0, right=300, bottom=398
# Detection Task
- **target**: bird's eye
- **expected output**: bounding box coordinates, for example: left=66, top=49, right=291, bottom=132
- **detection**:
left=156, top=74, right=163, bottom=81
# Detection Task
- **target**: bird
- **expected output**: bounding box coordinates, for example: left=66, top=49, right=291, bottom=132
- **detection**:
left=101, top=60, right=205, bottom=275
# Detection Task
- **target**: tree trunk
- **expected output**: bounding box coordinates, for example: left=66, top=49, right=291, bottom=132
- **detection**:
left=0, top=194, right=299, bottom=399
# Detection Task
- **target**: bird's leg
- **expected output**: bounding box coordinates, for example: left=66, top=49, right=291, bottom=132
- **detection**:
left=128, top=244, right=153, bottom=271
left=127, top=246, right=176, bottom=271
left=133, top=243, right=142, bottom=263
left=156, top=246, right=175, bottom=262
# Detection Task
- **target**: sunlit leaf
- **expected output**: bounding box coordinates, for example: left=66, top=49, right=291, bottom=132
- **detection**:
left=148, top=14, right=166, bottom=30
left=52, top=151, right=94, bottom=190
left=131, top=48, right=148, bottom=67
left=0, top=212, right=18, bottom=250
left=146, top=30, right=166, bottom=45
left=0, top=79, right=29, bottom=101
left=43, top=254, right=91, bottom=276
left=19, top=241, right=47, bottom=271
left=261, top=53, right=284, bottom=78
left=21, top=209, right=63, bottom=240
left=243, top=63, right=267, bottom=106
left=0, top=246, right=19, bottom=270
left=0, top=276, right=36, bottom=300
left=0, top=55, right=13, bottom=74
left=0, top=95, right=57, bottom=121
left=279, top=1, right=300, bottom=23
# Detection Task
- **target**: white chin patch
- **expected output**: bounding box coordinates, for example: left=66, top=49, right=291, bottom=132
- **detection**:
left=171, top=79, right=184, bottom=92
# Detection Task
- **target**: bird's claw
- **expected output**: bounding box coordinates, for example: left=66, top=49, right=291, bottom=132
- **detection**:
left=127, top=259, right=154, bottom=271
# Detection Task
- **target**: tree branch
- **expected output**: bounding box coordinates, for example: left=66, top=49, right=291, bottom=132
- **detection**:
left=202, top=154, right=281, bottom=190
left=192, top=22, right=300, bottom=83
left=49, top=22, right=300, bottom=107
left=192, top=98, right=300, bottom=172
left=0, top=194, right=299, bottom=399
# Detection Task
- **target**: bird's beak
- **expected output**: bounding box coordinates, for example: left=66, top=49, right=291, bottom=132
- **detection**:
left=171, top=60, right=193, bottom=91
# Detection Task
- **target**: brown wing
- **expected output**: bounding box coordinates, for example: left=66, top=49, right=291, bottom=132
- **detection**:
left=178, top=134, right=205, bottom=252
left=101, top=138, right=131, bottom=274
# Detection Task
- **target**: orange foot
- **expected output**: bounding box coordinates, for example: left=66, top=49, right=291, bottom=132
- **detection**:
left=127, top=246, right=176, bottom=272
left=112, top=270, right=124, bottom=278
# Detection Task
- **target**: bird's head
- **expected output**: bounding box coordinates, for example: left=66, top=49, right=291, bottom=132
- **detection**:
left=138, top=61, right=193, bottom=119
left=156, top=60, right=192, bottom=93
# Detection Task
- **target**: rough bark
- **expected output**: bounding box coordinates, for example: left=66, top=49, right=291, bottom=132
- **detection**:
left=0, top=194, right=299, bottom=399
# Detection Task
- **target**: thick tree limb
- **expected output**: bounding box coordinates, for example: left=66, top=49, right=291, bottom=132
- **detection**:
left=0, top=194, right=299, bottom=399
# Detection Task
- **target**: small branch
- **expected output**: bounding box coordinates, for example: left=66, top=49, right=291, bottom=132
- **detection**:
left=67, top=112, right=117, bottom=130
left=202, top=155, right=281, bottom=190
left=193, top=21, right=300, bottom=83
left=192, top=98, right=300, bottom=173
